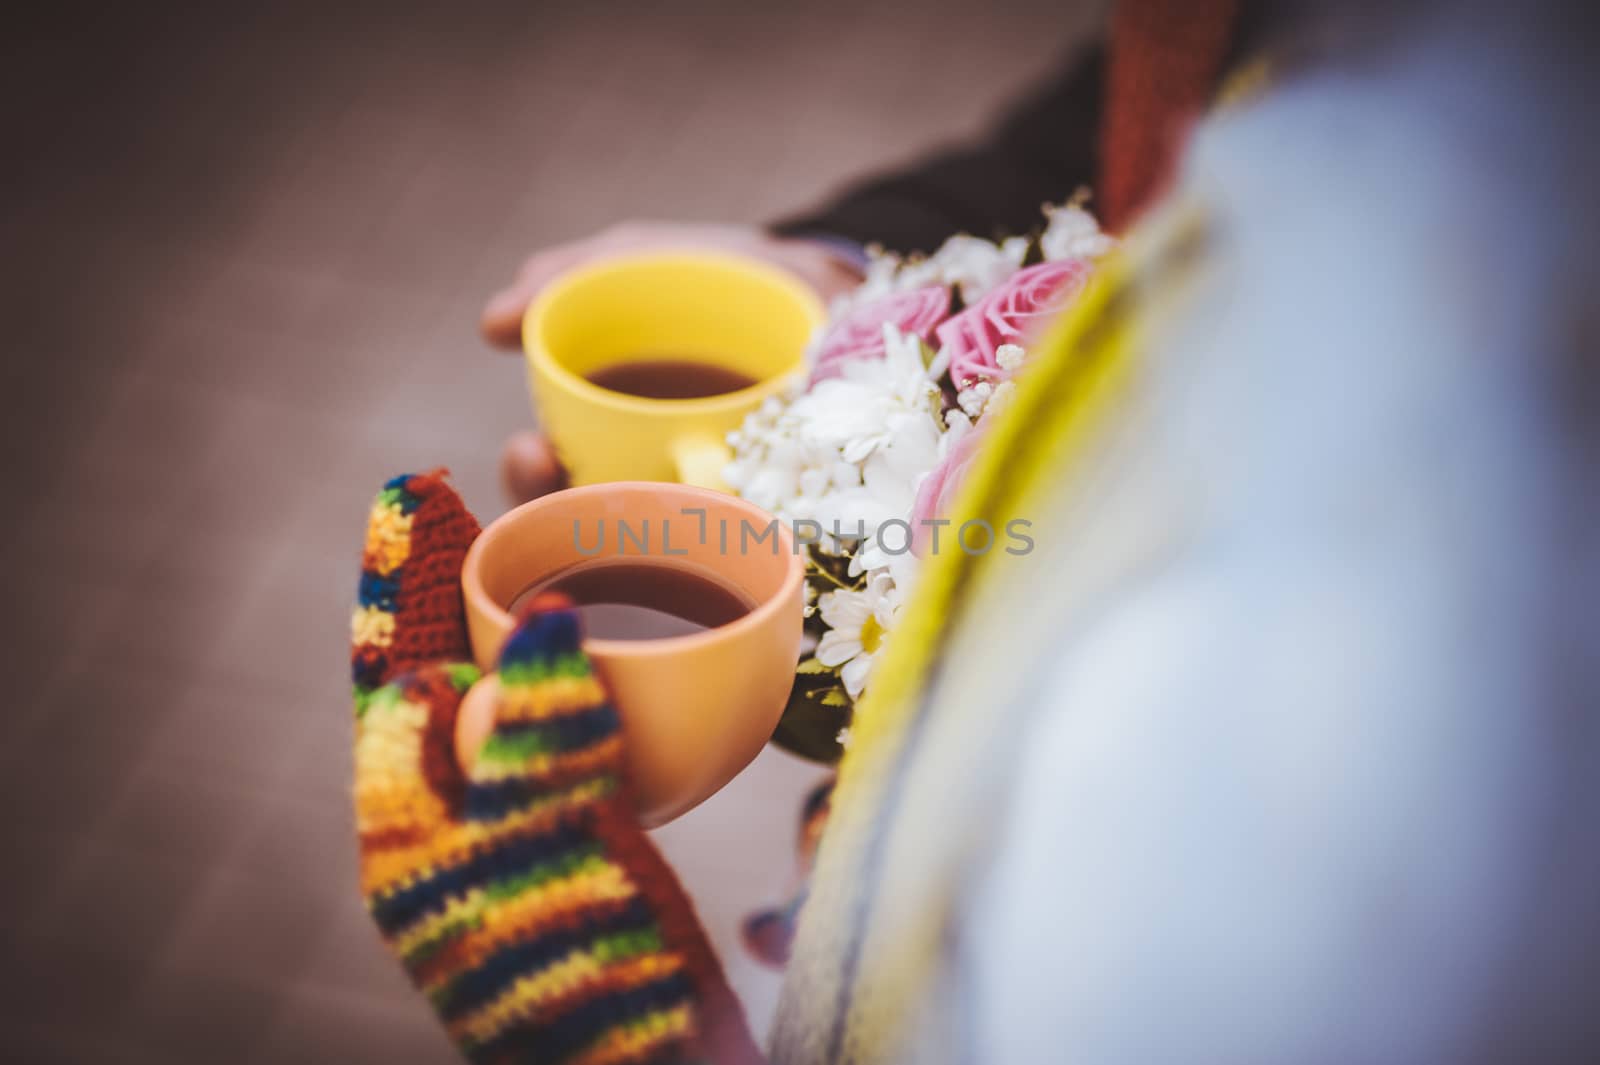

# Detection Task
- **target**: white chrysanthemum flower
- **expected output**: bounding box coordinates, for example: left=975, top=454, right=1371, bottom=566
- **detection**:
left=815, top=571, right=898, bottom=698
left=726, top=323, right=941, bottom=548
left=802, top=326, right=942, bottom=553
left=834, top=425, right=941, bottom=573
left=797, top=325, right=937, bottom=451
left=1040, top=201, right=1115, bottom=262
left=847, top=408, right=971, bottom=577
left=729, top=200, right=1115, bottom=706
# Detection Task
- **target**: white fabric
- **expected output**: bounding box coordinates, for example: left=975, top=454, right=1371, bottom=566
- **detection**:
left=964, top=21, right=1599, bottom=1065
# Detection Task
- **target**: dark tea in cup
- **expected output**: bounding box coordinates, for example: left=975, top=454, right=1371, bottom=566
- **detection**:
left=460, top=481, right=805, bottom=824
left=511, top=558, right=755, bottom=640
left=585, top=357, right=759, bottom=400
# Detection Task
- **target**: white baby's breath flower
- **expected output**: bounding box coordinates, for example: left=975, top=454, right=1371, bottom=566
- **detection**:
left=815, top=571, right=898, bottom=698
left=827, top=246, right=941, bottom=316
left=887, top=254, right=945, bottom=293
left=914, top=234, right=1029, bottom=304
left=1040, top=200, right=1116, bottom=262
left=841, top=248, right=909, bottom=307
left=828, top=232, right=1029, bottom=315
left=995, top=343, right=1026, bottom=373
left=952, top=345, right=1023, bottom=421
left=956, top=379, right=995, bottom=420
left=725, top=424, right=834, bottom=526
left=985, top=379, right=1019, bottom=419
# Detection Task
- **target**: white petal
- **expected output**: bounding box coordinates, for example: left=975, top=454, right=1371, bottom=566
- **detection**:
left=840, top=652, right=876, bottom=698
left=815, top=630, right=863, bottom=668
left=817, top=590, right=871, bottom=630
left=840, top=434, right=882, bottom=465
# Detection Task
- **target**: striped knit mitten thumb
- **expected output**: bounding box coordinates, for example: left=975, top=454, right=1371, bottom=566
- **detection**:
left=350, top=471, right=763, bottom=1065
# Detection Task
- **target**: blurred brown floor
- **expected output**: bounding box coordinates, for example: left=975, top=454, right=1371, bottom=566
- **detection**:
left=0, top=2, right=1086, bottom=1061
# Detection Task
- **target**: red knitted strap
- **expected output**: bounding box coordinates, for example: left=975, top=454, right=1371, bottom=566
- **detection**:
left=387, top=471, right=481, bottom=675
left=1099, top=0, right=1242, bottom=232
left=591, top=801, right=765, bottom=1065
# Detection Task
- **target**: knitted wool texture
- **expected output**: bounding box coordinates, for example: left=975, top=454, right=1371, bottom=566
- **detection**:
left=1099, top=0, right=1242, bottom=232
left=350, top=471, right=760, bottom=1065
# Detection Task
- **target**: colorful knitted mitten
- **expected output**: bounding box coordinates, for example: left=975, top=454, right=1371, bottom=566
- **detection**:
left=351, top=471, right=761, bottom=1065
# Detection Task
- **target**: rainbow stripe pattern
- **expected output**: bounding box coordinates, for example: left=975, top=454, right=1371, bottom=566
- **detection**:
left=349, top=472, right=759, bottom=1065
left=351, top=474, right=419, bottom=702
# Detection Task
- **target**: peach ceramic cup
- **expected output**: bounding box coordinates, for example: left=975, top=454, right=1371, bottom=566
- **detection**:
left=459, top=482, right=804, bottom=826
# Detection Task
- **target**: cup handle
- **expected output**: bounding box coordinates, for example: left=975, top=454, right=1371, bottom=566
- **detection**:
left=671, top=432, right=733, bottom=491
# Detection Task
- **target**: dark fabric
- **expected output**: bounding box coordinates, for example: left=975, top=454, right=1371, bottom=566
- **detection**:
left=773, top=0, right=1277, bottom=254
left=771, top=42, right=1106, bottom=255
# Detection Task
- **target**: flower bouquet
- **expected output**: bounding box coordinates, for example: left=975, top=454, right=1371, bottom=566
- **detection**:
left=724, top=196, right=1115, bottom=761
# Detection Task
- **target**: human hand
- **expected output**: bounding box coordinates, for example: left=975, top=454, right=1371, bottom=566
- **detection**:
left=482, top=222, right=863, bottom=505
left=350, top=471, right=761, bottom=1064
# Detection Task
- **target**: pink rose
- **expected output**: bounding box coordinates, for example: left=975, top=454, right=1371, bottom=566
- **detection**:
left=910, top=425, right=985, bottom=557
left=811, top=285, right=950, bottom=382
left=936, top=259, right=1092, bottom=386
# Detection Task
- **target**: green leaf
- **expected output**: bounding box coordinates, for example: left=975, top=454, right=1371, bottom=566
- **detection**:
left=805, top=545, right=865, bottom=591
left=769, top=673, right=850, bottom=764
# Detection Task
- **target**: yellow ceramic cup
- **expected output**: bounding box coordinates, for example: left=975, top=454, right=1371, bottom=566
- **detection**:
left=522, top=251, right=824, bottom=489
left=459, top=482, right=805, bottom=826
